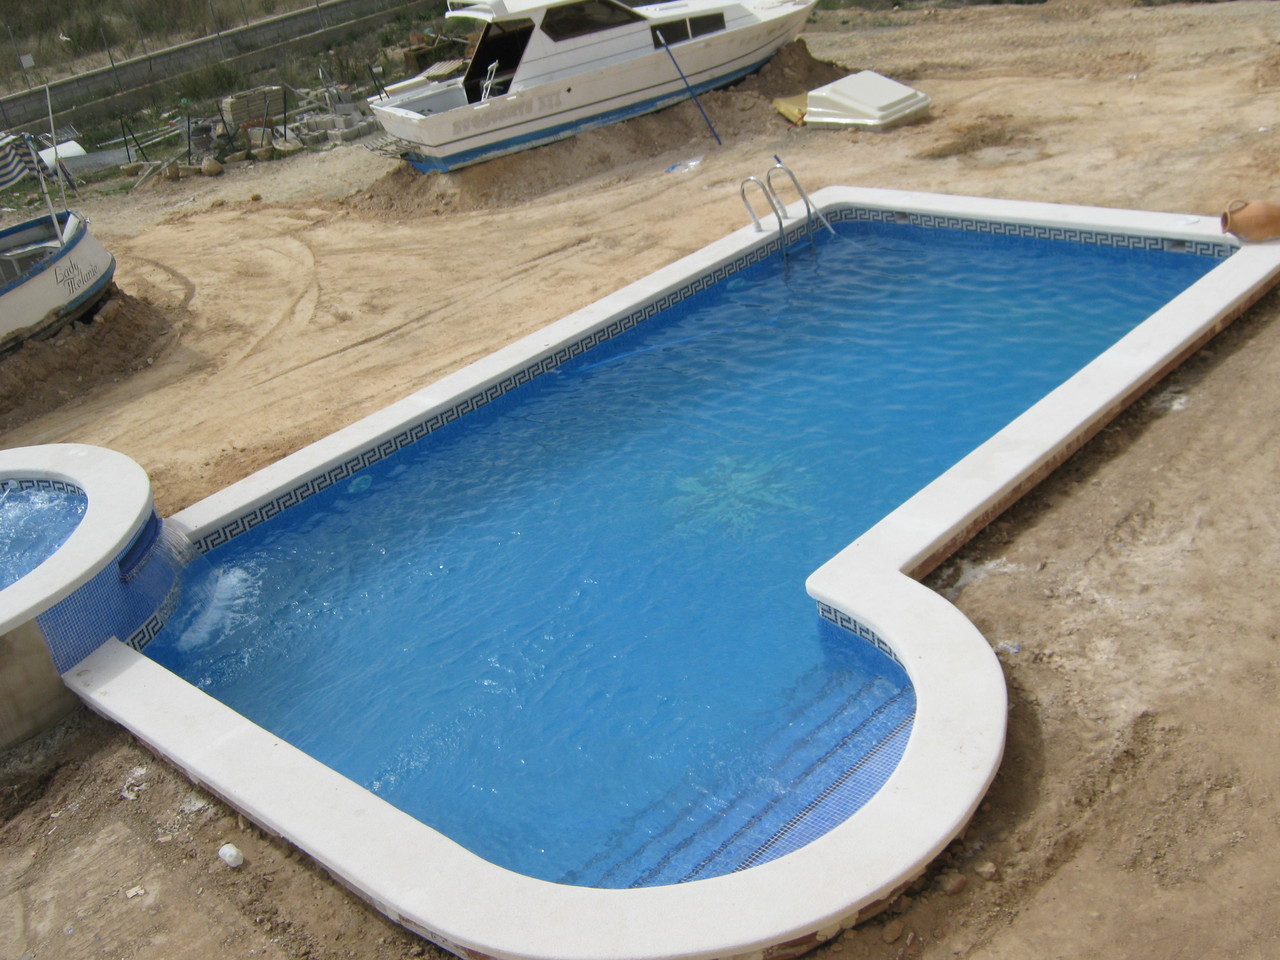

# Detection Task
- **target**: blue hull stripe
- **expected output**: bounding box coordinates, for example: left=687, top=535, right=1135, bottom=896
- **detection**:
left=405, top=55, right=770, bottom=173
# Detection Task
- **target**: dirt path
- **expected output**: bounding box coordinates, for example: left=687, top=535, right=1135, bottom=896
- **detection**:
left=3, top=1, right=1280, bottom=958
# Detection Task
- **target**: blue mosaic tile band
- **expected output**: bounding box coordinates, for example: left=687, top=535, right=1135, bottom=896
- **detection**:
left=37, top=512, right=185, bottom=673
left=817, top=602, right=903, bottom=666
left=191, top=207, right=1232, bottom=554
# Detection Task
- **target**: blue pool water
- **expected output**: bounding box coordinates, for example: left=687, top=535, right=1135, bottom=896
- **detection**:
left=0, top=482, right=87, bottom=591
left=145, top=220, right=1221, bottom=886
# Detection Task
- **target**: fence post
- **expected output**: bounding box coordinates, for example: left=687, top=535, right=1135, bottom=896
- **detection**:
left=6, top=25, right=30, bottom=90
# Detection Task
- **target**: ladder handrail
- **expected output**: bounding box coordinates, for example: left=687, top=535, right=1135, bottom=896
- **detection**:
left=740, top=176, right=787, bottom=237
left=740, top=159, right=835, bottom=254
left=766, top=159, right=837, bottom=238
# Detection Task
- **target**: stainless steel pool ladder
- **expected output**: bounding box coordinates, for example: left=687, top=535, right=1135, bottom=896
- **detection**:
left=740, top=159, right=836, bottom=247
left=740, top=176, right=786, bottom=236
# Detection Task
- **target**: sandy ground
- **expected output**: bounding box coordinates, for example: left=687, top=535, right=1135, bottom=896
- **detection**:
left=3, top=0, right=1280, bottom=957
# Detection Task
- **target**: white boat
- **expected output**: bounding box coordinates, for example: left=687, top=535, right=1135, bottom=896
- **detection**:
left=369, top=0, right=816, bottom=172
left=0, top=210, right=116, bottom=354
left=0, top=131, right=116, bottom=354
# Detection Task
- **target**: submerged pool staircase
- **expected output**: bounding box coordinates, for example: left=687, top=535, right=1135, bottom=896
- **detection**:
left=740, top=158, right=836, bottom=253
left=564, top=666, right=915, bottom=888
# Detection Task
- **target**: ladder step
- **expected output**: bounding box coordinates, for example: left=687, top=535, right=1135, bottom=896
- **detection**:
left=363, top=132, right=416, bottom=158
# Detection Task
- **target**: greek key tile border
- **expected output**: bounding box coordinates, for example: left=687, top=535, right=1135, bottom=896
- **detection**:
left=190, top=240, right=782, bottom=553
left=122, top=577, right=183, bottom=652
left=191, top=205, right=1229, bottom=554
left=1, top=477, right=85, bottom=497
left=825, top=207, right=1234, bottom=259
left=818, top=602, right=902, bottom=667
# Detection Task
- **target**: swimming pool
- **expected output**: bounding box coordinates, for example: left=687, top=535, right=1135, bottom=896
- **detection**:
left=62, top=188, right=1280, bottom=960
left=144, top=209, right=1215, bottom=888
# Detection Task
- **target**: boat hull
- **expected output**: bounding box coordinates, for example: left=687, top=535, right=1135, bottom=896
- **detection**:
left=372, top=1, right=813, bottom=172
left=0, top=213, right=116, bottom=354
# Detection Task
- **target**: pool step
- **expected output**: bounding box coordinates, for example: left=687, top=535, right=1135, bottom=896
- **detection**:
left=565, top=669, right=860, bottom=886
left=565, top=669, right=915, bottom=889
left=677, top=697, right=914, bottom=883
left=635, top=688, right=915, bottom=888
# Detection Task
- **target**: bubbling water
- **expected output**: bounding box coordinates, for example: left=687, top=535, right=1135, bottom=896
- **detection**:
left=0, top=481, right=88, bottom=591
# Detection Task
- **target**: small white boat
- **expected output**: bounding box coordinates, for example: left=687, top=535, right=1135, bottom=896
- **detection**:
left=369, top=0, right=816, bottom=172
left=0, top=131, right=116, bottom=354
left=0, top=210, right=116, bottom=354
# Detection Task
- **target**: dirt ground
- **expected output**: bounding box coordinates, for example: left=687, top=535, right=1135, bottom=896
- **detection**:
left=3, top=0, right=1280, bottom=957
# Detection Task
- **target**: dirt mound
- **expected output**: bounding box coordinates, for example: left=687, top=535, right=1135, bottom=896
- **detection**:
left=344, top=39, right=845, bottom=218
left=734, top=34, right=850, bottom=99
left=0, top=290, right=176, bottom=433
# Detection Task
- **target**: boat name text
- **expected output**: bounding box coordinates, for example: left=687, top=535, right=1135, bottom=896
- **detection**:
left=54, top=258, right=102, bottom=296
left=452, top=92, right=563, bottom=136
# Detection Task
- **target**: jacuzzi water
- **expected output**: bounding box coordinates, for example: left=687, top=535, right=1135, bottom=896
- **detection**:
left=0, top=481, right=88, bottom=591
left=144, top=220, right=1222, bottom=888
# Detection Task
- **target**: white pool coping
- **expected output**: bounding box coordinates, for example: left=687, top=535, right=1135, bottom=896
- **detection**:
left=61, top=188, right=1280, bottom=960
left=0, top=444, right=153, bottom=636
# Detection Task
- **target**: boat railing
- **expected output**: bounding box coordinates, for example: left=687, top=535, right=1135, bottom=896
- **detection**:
left=480, top=61, right=500, bottom=101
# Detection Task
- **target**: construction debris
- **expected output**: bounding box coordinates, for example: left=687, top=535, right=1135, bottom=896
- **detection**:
left=124, top=74, right=383, bottom=189
left=773, top=71, right=932, bottom=130
left=221, top=85, right=286, bottom=127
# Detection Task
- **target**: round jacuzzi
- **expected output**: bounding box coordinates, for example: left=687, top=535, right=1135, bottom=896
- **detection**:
left=0, top=444, right=156, bottom=749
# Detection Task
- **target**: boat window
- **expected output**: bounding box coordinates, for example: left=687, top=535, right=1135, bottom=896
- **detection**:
left=541, top=0, right=644, bottom=41
left=650, top=20, right=689, bottom=47
left=688, top=13, right=726, bottom=37
left=650, top=13, right=725, bottom=48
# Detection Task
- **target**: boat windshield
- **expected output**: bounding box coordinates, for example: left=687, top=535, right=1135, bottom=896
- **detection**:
left=540, top=0, right=645, bottom=41
left=462, top=17, right=536, bottom=102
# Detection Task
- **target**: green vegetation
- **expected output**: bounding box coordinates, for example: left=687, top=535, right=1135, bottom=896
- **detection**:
left=0, top=0, right=330, bottom=89
left=0, top=0, right=448, bottom=97
left=0, top=0, right=452, bottom=168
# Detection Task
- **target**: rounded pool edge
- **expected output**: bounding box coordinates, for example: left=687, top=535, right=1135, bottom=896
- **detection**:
left=67, top=582, right=1004, bottom=960
left=0, top=444, right=153, bottom=635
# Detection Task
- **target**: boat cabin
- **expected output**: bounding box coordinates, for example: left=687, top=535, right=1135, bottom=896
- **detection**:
left=427, top=0, right=729, bottom=105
